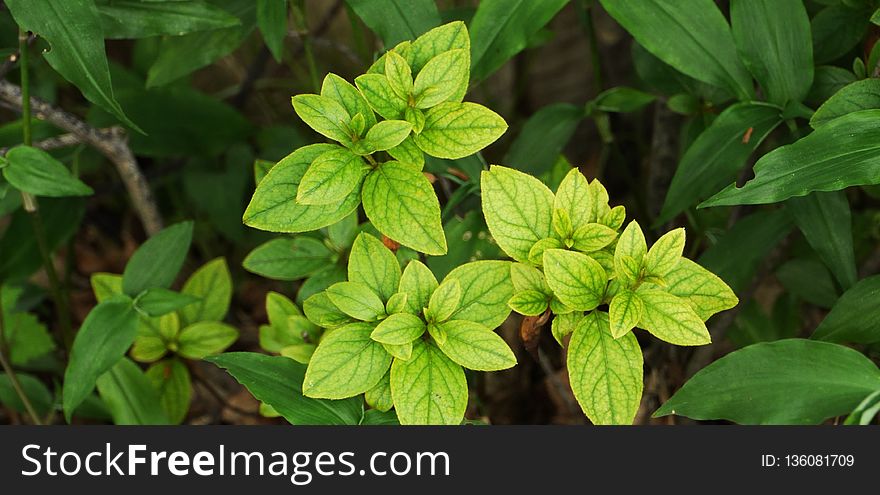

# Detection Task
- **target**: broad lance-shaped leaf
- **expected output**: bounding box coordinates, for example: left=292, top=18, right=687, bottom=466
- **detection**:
left=543, top=249, right=606, bottom=311
left=97, top=0, right=241, bottom=39
left=636, top=288, right=710, bottom=345
left=701, top=110, right=880, bottom=207
left=6, top=0, right=139, bottom=129
left=243, top=144, right=362, bottom=233
left=303, top=323, right=391, bottom=399
left=122, top=221, right=193, bottom=296
left=145, top=358, right=192, bottom=425
left=321, top=73, right=377, bottom=129
left=365, top=370, right=393, bottom=412
left=177, top=321, right=239, bottom=360
left=348, top=233, right=401, bottom=302
left=355, top=74, right=407, bottom=120
left=243, top=237, right=333, bottom=281
left=645, top=228, right=684, bottom=277
left=812, top=275, right=880, bottom=344
left=730, top=0, right=813, bottom=105
left=508, top=290, right=550, bottom=316
left=1, top=146, right=93, bottom=197
left=788, top=191, right=857, bottom=290
left=609, top=290, right=644, bottom=338
left=296, top=147, right=367, bottom=205
left=96, top=358, right=168, bottom=425
left=444, top=261, right=514, bottom=328
left=134, top=288, right=199, bottom=317
left=256, top=0, right=287, bottom=62
left=399, top=260, right=439, bottom=315
left=654, top=339, right=880, bottom=424
left=658, top=103, right=782, bottom=223
left=811, top=79, right=880, bottom=129
left=567, top=312, right=643, bottom=425
left=481, top=165, right=554, bottom=263
left=554, top=168, right=594, bottom=231
left=413, top=102, right=507, bottom=160
left=426, top=279, right=461, bottom=323
left=434, top=320, right=516, bottom=371
left=371, top=313, right=425, bottom=345
left=291, top=94, right=353, bottom=145
left=384, top=50, right=413, bottom=100
left=599, top=0, right=754, bottom=101
left=208, top=352, right=363, bottom=425
left=391, top=339, right=467, bottom=425
left=362, top=161, right=447, bottom=255
left=346, top=0, right=440, bottom=47
left=325, top=282, right=386, bottom=321
left=179, top=257, right=232, bottom=325
left=63, top=299, right=139, bottom=420
left=663, top=258, right=738, bottom=321
left=356, top=120, right=413, bottom=154
left=413, top=49, right=469, bottom=108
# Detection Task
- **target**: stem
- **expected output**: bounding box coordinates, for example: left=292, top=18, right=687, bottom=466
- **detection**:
left=19, top=31, right=31, bottom=147
left=293, top=0, right=321, bottom=92
left=579, top=0, right=604, bottom=92
left=0, top=293, right=43, bottom=425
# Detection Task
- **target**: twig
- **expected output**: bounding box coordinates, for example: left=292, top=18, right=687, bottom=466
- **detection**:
left=0, top=130, right=108, bottom=155
left=0, top=80, right=163, bottom=235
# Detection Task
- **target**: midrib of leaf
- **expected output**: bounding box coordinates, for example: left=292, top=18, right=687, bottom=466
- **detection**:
left=390, top=0, right=421, bottom=40
left=470, top=0, right=521, bottom=76
left=371, top=166, right=443, bottom=251
left=106, top=366, right=149, bottom=425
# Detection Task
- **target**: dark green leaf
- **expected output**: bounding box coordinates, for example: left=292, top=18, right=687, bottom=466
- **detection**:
left=787, top=191, right=857, bottom=289
left=134, top=288, right=200, bottom=317
left=811, top=79, right=880, bottom=128
left=96, top=0, right=241, bottom=39
left=591, top=87, right=656, bottom=113
left=96, top=358, right=169, bottom=425
left=145, top=358, right=192, bottom=425
left=775, top=258, right=839, bottom=309
left=811, top=4, right=870, bottom=64
left=257, top=0, right=288, bottom=61
left=812, top=275, right=880, bottom=344
left=1, top=146, right=93, bottom=197
left=0, top=198, right=84, bottom=281
left=504, top=103, right=585, bottom=175
left=122, top=221, right=194, bottom=296
left=346, top=0, right=441, bottom=47
left=243, top=237, right=334, bottom=281
left=0, top=372, right=53, bottom=416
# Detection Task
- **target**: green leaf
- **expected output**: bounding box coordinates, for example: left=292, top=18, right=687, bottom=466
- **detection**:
left=663, top=258, right=738, bottom=321
left=122, top=221, right=193, bottom=296
left=469, top=0, right=568, bottom=82
left=362, top=161, right=447, bottom=255
left=327, top=211, right=359, bottom=249
left=145, top=358, right=191, bottom=425
left=243, top=237, right=334, bottom=281
left=382, top=341, right=413, bottom=360
left=344, top=233, right=399, bottom=303
left=614, top=220, right=647, bottom=273
left=776, top=258, right=839, bottom=309
left=291, top=94, right=354, bottom=145
left=208, top=352, right=363, bottom=424
left=296, top=147, right=367, bottom=205
left=407, top=21, right=469, bottom=74
left=243, top=144, right=362, bottom=233
left=0, top=372, right=53, bottom=417
left=325, top=282, right=386, bottom=321
left=413, top=102, right=507, bottom=160
left=96, top=358, right=169, bottom=425
left=97, top=0, right=241, bottom=39
left=346, top=0, right=441, bottom=47
left=355, top=74, right=407, bottom=120
left=567, top=312, right=643, bottom=425
left=179, top=258, right=232, bottom=325
left=131, top=312, right=178, bottom=363
left=2, top=311, right=55, bottom=367
left=729, top=0, right=813, bottom=105
left=388, top=136, right=425, bottom=169
left=504, top=104, right=584, bottom=175
left=303, top=292, right=352, bottom=328
left=845, top=390, right=880, bottom=425
left=390, top=339, right=467, bottom=425
left=551, top=312, right=581, bottom=346
left=508, top=290, right=550, bottom=316
left=788, top=191, right=857, bottom=289
left=445, top=260, right=514, bottom=328
left=399, top=260, right=439, bottom=315
left=134, top=288, right=199, bottom=317
left=637, top=288, right=710, bottom=345
left=554, top=167, right=593, bottom=230
left=384, top=50, right=414, bottom=100
left=481, top=165, right=554, bottom=262
left=356, top=120, right=413, bottom=154
left=609, top=290, right=644, bottom=338
left=413, top=49, right=469, bottom=108
left=701, top=110, right=880, bottom=207
left=571, top=224, right=617, bottom=253
left=811, top=4, right=870, bottom=65
left=658, top=103, right=782, bottom=223
left=6, top=0, right=138, bottom=128
left=654, top=339, right=880, bottom=424
left=426, top=279, right=461, bottom=323
left=63, top=299, right=139, bottom=420
left=91, top=273, right=123, bottom=303
left=322, top=73, right=377, bottom=129
left=645, top=228, right=685, bottom=277
left=811, top=79, right=880, bottom=128
left=370, top=313, right=425, bottom=345
left=256, top=0, right=287, bottom=61
left=365, top=370, right=393, bottom=412
left=812, top=275, right=880, bottom=344
left=303, top=322, right=392, bottom=399
left=510, top=263, right=550, bottom=293
left=591, top=87, right=656, bottom=113
left=176, top=321, right=239, bottom=359
left=434, top=320, right=516, bottom=371
left=543, top=249, right=607, bottom=312
left=1, top=146, right=93, bottom=197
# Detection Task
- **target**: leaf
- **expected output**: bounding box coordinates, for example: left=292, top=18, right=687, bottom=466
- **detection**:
left=325, top=282, right=386, bottom=322
left=775, top=258, right=839, bottom=309
left=701, top=110, right=880, bottom=207
left=365, top=369, right=393, bottom=412
left=845, top=390, right=880, bottom=425
left=6, top=0, right=138, bottom=128
left=407, top=21, right=469, bottom=74
left=481, top=165, right=554, bottom=262
left=654, top=339, right=880, bottom=424
left=303, top=292, right=352, bottom=329
left=572, top=224, right=617, bottom=253
left=444, top=260, right=514, bottom=328
left=413, top=49, right=469, bottom=108
left=567, top=312, right=643, bottom=425
left=303, top=322, right=392, bottom=399
left=346, top=0, right=441, bottom=47
left=91, top=273, right=123, bottom=303
left=131, top=312, right=179, bottom=363
left=434, top=320, right=516, bottom=371
left=361, top=161, right=447, bottom=255
left=812, top=275, right=880, bottom=344
left=296, top=147, right=367, bottom=205
left=645, top=228, right=685, bottom=277
left=591, top=87, right=656, bottom=113
left=355, top=74, right=407, bottom=120
left=145, top=358, right=192, bottom=425
left=176, top=258, right=232, bottom=326
left=96, top=358, right=169, bottom=425
left=390, top=339, right=467, bottom=425
left=413, top=102, right=507, bottom=160
left=663, top=258, right=738, bottom=321
left=551, top=312, right=581, bottom=346
left=370, top=313, right=425, bottom=345
left=426, top=279, right=461, bottom=323
left=811, top=79, right=880, bottom=128
left=291, top=94, right=354, bottom=145
left=388, top=136, right=425, bottom=169
left=97, top=0, right=241, bottom=39
left=63, top=299, right=139, bottom=420
left=243, top=237, right=333, bottom=281
left=399, top=260, right=439, bottom=315
left=637, top=288, right=710, bottom=345
left=658, top=103, right=782, bottom=223
left=1, top=146, right=93, bottom=197
left=504, top=103, right=585, bottom=175
left=134, top=288, right=199, bottom=317
left=176, top=321, right=239, bottom=359
left=510, top=263, right=550, bottom=293
left=357, top=120, right=413, bottom=154
left=243, top=144, right=362, bottom=233
left=543, top=249, right=607, bottom=311
left=256, top=0, right=287, bottom=61
left=2, top=312, right=55, bottom=367
left=0, top=198, right=83, bottom=281
left=599, top=0, right=753, bottom=100
left=614, top=220, right=647, bottom=274
left=811, top=4, right=870, bottom=65
left=208, top=352, right=363, bottom=424
left=729, top=0, right=812, bottom=105
left=508, top=290, right=550, bottom=316
left=122, top=221, right=193, bottom=296
left=788, top=191, right=857, bottom=289
left=0, top=372, right=53, bottom=417
left=384, top=50, right=414, bottom=99
left=469, top=0, right=569, bottom=82
left=609, top=290, right=644, bottom=338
